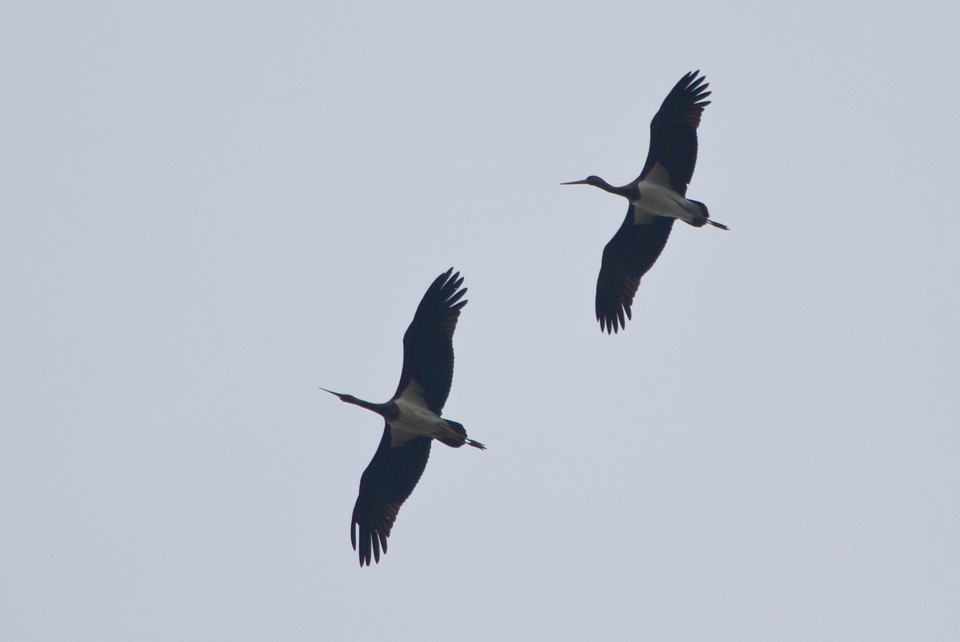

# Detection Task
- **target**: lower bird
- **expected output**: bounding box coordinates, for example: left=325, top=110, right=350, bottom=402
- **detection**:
left=563, top=71, right=728, bottom=334
left=322, top=268, right=484, bottom=566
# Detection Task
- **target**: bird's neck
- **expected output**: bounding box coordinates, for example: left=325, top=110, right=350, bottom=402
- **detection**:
left=595, top=178, right=639, bottom=200
left=342, top=395, right=398, bottom=420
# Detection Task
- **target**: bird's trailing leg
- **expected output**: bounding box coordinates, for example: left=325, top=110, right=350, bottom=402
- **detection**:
left=437, top=419, right=487, bottom=450
left=687, top=199, right=729, bottom=230
left=439, top=436, right=486, bottom=450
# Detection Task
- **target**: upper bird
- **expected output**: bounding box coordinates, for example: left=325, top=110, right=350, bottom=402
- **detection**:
left=562, top=71, right=728, bottom=334
left=322, top=268, right=484, bottom=567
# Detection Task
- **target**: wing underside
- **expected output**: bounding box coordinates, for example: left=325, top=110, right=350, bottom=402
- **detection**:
left=637, top=71, right=710, bottom=196
left=596, top=209, right=675, bottom=333
left=351, top=425, right=432, bottom=566
left=394, top=268, right=467, bottom=414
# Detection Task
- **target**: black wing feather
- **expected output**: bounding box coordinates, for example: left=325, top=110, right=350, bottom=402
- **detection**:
left=637, top=71, right=710, bottom=196
left=393, top=268, right=467, bottom=414
left=596, top=208, right=674, bottom=333
left=351, top=426, right=432, bottom=566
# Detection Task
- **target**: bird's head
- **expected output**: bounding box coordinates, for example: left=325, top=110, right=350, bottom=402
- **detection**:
left=561, top=175, right=633, bottom=198
left=560, top=175, right=604, bottom=188
left=320, top=387, right=357, bottom=404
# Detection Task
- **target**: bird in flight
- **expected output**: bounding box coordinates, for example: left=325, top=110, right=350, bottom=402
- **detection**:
left=563, top=71, right=727, bottom=334
left=322, top=268, right=484, bottom=566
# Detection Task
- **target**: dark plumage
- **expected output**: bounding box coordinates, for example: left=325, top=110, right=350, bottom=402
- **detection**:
left=323, top=268, right=484, bottom=566
left=563, top=71, right=728, bottom=333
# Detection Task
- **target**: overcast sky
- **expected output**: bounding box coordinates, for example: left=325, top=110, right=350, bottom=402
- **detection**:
left=3, top=2, right=960, bottom=640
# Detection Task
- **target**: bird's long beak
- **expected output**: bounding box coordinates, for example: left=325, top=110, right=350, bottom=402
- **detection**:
left=320, top=387, right=346, bottom=399
left=560, top=179, right=590, bottom=186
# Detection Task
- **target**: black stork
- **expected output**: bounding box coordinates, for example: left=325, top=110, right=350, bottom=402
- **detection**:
left=322, top=268, right=485, bottom=566
left=563, top=71, right=728, bottom=334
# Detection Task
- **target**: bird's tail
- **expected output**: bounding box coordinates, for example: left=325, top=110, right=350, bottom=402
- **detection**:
left=689, top=200, right=729, bottom=230
left=439, top=420, right=486, bottom=450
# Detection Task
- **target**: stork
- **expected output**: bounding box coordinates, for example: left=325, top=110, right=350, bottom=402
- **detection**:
left=562, top=71, right=728, bottom=333
left=323, top=268, right=484, bottom=566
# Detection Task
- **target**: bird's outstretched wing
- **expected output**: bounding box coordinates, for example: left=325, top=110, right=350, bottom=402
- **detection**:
left=637, top=71, right=710, bottom=196
left=596, top=209, right=675, bottom=333
left=351, top=426, right=432, bottom=566
left=393, top=268, right=467, bottom=414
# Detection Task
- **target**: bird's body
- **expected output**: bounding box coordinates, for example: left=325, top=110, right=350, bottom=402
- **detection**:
left=323, top=268, right=483, bottom=566
left=631, top=178, right=706, bottom=226
left=563, top=71, right=727, bottom=333
left=389, top=382, right=472, bottom=447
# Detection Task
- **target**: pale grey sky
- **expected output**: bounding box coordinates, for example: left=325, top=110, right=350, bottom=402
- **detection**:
left=3, top=1, right=960, bottom=640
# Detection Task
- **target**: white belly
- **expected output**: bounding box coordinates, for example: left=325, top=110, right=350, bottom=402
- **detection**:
left=389, top=382, right=453, bottom=446
left=393, top=398, right=444, bottom=436
left=632, top=181, right=700, bottom=225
